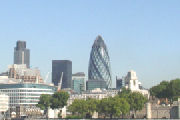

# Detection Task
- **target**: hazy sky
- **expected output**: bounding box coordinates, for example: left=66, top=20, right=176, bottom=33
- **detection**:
left=0, top=0, right=180, bottom=88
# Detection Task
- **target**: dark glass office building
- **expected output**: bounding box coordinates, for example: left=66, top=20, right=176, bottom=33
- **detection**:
left=87, top=35, right=112, bottom=90
left=52, top=60, right=72, bottom=89
left=116, top=76, right=124, bottom=89
left=14, top=41, right=30, bottom=68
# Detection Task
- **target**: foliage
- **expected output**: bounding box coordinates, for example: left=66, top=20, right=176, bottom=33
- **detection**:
left=66, top=115, right=83, bottom=119
left=97, top=98, right=110, bottom=118
left=118, top=87, right=131, bottom=97
left=37, top=91, right=69, bottom=118
left=86, top=98, right=99, bottom=118
left=97, top=97, right=130, bottom=118
left=167, top=79, right=180, bottom=101
left=68, top=88, right=147, bottom=119
left=68, top=98, right=99, bottom=118
left=118, top=88, right=148, bottom=118
left=118, top=87, right=131, bottom=101
left=150, top=81, right=169, bottom=98
left=150, top=79, right=180, bottom=101
left=128, top=92, right=147, bottom=113
left=68, top=99, right=87, bottom=118
left=118, top=97, right=130, bottom=116
left=36, top=94, right=52, bottom=110
left=36, top=94, right=52, bottom=117
left=50, top=91, right=69, bottom=109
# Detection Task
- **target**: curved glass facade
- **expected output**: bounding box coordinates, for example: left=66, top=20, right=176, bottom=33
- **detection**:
left=88, top=35, right=112, bottom=88
left=0, top=83, right=57, bottom=108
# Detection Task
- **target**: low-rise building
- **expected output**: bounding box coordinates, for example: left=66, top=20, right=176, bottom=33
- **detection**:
left=72, top=72, right=86, bottom=93
left=68, top=88, right=120, bottom=105
left=86, top=80, right=107, bottom=90
left=0, top=94, right=9, bottom=113
left=0, top=83, right=57, bottom=117
left=8, top=64, right=44, bottom=84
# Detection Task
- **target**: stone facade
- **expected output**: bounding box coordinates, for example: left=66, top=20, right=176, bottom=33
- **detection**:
left=135, top=100, right=180, bottom=119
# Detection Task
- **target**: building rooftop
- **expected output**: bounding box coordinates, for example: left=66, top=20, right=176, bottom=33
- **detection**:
left=72, top=72, right=85, bottom=76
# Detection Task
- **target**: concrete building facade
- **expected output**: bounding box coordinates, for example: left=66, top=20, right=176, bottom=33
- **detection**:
left=68, top=88, right=119, bottom=105
left=8, top=64, right=44, bottom=84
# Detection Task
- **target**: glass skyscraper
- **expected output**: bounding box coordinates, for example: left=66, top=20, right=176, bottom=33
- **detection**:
left=14, top=41, right=30, bottom=68
left=87, top=35, right=112, bottom=90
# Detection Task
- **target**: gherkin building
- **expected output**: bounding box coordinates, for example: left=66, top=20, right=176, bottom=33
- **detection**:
left=88, top=35, right=112, bottom=89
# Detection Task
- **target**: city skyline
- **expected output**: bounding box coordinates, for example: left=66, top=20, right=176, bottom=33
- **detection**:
left=1, top=0, right=180, bottom=88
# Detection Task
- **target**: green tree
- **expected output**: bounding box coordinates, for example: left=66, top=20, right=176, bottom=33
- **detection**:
left=128, top=92, right=147, bottom=118
left=150, top=81, right=169, bottom=99
left=117, top=97, right=130, bottom=118
left=68, top=99, right=87, bottom=118
left=86, top=98, right=98, bottom=118
left=50, top=91, right=69, bottom=118
left=98, top=97, right=130, bottom=118
left=50, top=91, right=69, bottom=109
left=167, top=79, right=180, bottom=101
left=118, top=88, right=148, bottom=118
left=36, top=94, right=52, bottom=116
left=118, top=87, right=131, bottom=96
left=118, top=87, right=131, bottom=101
left=150, top=79, right=180, bottom=102
left=110, top=97, right=130, bottom=118
left=97, top=98, right=110, bottom=118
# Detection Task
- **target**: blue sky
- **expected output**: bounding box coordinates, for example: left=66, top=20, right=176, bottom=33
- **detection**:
left=0, top=0, right=180, bottom=88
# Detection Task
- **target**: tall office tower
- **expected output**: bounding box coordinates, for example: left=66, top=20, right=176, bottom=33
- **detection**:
left=52, top=60, right=72, bottom=89
left=14, top=41, right=30, bottom=68
left=87, top=35, right=112, bottom=90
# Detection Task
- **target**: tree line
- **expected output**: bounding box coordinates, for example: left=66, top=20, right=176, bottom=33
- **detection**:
left=68, top=88, right=147, bottom=119
left=150, top=78, right=180, bottom=102
left=37, top=89, right=147, bottom=119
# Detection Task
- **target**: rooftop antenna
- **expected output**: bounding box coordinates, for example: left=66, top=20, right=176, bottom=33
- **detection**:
left=57, top=72, right=63, bottom=91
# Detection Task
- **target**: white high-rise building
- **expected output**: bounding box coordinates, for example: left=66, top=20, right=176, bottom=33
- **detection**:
left=124, top=70, right=149, bottom=98
left=124, top=70, right=140, bottom=91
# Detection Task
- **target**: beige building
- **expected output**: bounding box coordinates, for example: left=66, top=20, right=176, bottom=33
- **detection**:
left=8, top=64, right=43, bottom=84
left=0, top=94, right=9, bottom=112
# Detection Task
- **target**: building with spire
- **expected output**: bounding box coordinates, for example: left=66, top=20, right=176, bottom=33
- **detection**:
left=14, top=41, right=30, bottom=68
left=87, top=35, right=112, bottom=90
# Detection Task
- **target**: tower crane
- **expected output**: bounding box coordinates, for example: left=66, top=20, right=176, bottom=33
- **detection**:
left=57, top=72, right=63, bottom=91
left=44, top=72, right=50, bottom=84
